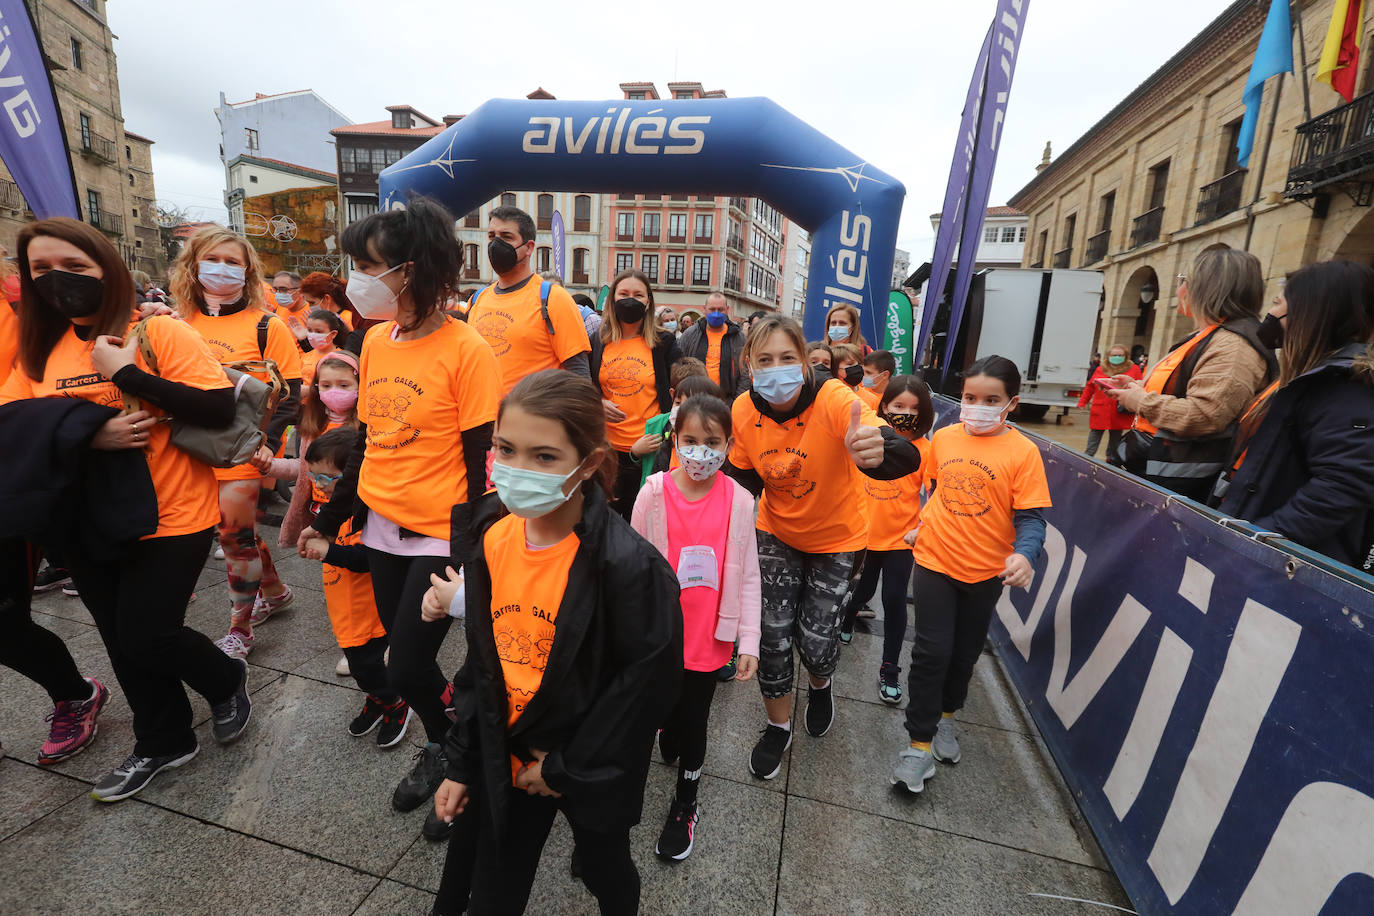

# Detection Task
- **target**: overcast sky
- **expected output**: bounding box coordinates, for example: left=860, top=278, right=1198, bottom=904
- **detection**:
left=106, top=0, right=1232, bottom=260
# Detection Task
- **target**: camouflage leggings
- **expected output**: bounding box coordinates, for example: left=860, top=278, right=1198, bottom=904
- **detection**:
left=755, top=530, right=861, bottom=700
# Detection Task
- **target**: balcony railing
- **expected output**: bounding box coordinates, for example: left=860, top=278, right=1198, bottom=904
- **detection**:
left=667, top=233, right=686, bottom=244
left=1129, top=206, right=1164, bottom=248
left=1052, top=247, right=1072, bottom=268
left=572, top=271, right=589, bottom=285
left=1286, top=88, right=1374, bottom=198
left=81, top=131, right=116, bottom=163
left=694, top=234, right=713, bottom=245
left=726, top=235, right=744, bottom=253
left=1084, top=229, right=1110, bottom=264
left=723, top=275, right=741, bottom=292
left=1196, top=170, right=1246, bottom=224
left=90, top=210, right=123, bottom=236
left=0, top=177, right=24, bottom=210
left=574, top=217, right=590, bottom=232
left=728, top=196, right=747, bottom=212
left=642, top=231, right=659, bottom=243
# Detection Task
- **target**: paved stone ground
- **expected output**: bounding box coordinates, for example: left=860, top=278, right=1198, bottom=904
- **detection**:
left=0, top=520, right=1131, bottom=915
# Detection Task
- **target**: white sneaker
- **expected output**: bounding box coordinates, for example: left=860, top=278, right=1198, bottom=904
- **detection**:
left=335, top=656, right=351, bottom=677
left=213, top=545, right=225, bottom=561
left=214, top=631, right=253, bottom=660
left=248, top=586, right=294, bottom=627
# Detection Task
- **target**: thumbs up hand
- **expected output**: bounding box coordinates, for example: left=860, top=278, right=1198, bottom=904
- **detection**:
left=844, top=400, right=884, bottom=468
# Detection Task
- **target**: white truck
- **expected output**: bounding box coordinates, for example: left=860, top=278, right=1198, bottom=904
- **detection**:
left=953, top=268, right=1104, bottom=420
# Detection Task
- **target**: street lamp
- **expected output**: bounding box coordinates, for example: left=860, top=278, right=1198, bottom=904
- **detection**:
left=1140, top=279, right=1158, bottom=305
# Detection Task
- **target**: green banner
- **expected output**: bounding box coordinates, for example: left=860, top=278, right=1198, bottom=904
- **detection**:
left=883, top=289, right=915, bottom=374
left=596, top=284, right=611, bottom=313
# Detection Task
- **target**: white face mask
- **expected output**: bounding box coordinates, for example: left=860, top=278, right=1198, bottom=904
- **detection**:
left=274, top=291, right=296, bottom=307
left=346, top=263, right=405, bottom=320
left=667, top=405, right=680, bottom=428
left=198, top=261, right=246, bottom=298
left=960, top=402, right=1011, bottom=434
left=677, top=443, right=727, bottom=481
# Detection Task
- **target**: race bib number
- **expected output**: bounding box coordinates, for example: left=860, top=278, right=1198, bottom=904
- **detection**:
left=676, top=545, right=720, bottom=591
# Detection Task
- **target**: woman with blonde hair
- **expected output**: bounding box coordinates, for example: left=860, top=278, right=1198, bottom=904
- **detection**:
left=590, top=268, right=682, bottom=519
left=1109, top=248, right=1277, bottom=500
left=173, top=227, right=302, bottom=659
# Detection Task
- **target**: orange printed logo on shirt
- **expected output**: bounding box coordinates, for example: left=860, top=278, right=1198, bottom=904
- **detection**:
left=468, top=280, right=591, bottom=395
left=914, top=425, right=1052, bottom=583
left=864, top=436, right=929, bottom=551
left=601, top=336, right=659, bottom=451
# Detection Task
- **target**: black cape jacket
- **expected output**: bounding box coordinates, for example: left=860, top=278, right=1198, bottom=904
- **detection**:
left=1218, top=342, right=1374, bottom=570
left=443, top=485, right=684, bottom=838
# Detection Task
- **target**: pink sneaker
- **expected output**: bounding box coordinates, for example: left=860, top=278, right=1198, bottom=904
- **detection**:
left=215, top=630, right=254, bottom=660
left=39, top=677, right=108, bottom=765
left=248, top=585, right=294, bottom=627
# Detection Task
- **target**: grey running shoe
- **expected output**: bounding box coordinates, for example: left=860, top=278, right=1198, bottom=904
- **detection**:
left=890, top=746, right=936, bottom=794
left=210, top=659, right=252, bottom=745
left=932, top=717, right=961, bottom=764
left=91, top=746, right=199, bottom=802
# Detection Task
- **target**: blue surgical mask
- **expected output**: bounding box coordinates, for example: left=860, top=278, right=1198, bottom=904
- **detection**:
left=827, top=325, right=848, bottom=342
left=663, top=320, right=678, bottom=332
left=861, top=374, right=878, bottom=389
left=274, top=291, right=295, bottom=307
left=705, top=310, right=727, bottom=328
left=752, top=364, right=805, bottom=406
left=490, top=459, right=585, bottom=518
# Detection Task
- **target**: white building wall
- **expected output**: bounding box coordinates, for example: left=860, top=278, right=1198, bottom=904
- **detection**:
left=455, top=190, right=609, bottom=296
left=216, top=90, right=352, bottom=204
left=928, top=213, right=1028, bottom=266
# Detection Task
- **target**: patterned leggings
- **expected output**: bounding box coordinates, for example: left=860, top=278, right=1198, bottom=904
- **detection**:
left=217, top=478, right=283, bottom=637
left=755, top=530, right=860, bottom=700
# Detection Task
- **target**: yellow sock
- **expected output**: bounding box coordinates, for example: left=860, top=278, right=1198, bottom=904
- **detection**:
left=942, top=712, right=954, bottom=719
left=910, top=740, right=932, bottom=752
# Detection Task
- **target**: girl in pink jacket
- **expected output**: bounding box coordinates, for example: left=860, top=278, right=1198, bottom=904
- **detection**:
left=631, top=393, right=761, bottom=863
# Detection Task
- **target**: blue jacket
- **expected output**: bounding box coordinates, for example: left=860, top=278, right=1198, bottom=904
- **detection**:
left=1218, top=343, right=1374, bottom=571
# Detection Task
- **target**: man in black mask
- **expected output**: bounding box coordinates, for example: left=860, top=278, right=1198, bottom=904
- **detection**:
left=467, top=205, right=591, bottom=393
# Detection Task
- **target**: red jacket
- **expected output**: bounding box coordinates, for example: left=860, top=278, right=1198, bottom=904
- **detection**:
left=1078, top=363, right=1142, bottom=430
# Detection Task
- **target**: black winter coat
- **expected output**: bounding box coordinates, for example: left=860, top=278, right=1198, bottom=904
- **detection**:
left=677, top=319, right=749, bottom=396
left=1218, top=343, right=1374, bottom=570
left=588, top=328, right=682, bottom=418
left=443, top=486, right=683, bottom=838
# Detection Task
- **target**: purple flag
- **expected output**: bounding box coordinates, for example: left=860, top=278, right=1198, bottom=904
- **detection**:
left=0, top=0, right=79, bottom=219
left=551, top=209, right=566, bottom=281
left=916, top=1, right=1030, bottom=377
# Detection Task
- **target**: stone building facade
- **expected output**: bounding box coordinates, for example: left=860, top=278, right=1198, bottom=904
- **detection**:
left=1009, top=0, right=1374, bottom=363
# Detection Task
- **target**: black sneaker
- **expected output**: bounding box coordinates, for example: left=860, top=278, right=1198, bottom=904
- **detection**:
left=348, top=695, right=387, bottom=737
left=658, top=728, right=680, bottom=766
left=715, top=655, right=737, bottom=682
left=421, top=805, right=453, bottom=842
left=748, top=724, right=792, bottom=780
left=805, top=683, right=835, bottom=738
left=33, top=565, right=71, bottom=593
left=392, top=742, right=446, bottom=812
left=655, top=797, right=699, bottom=861
left=376, top=701, right=413, bottom=749
left=210, top=659, right=251, bottom=745
left=90, top=746, right=199, bottom=802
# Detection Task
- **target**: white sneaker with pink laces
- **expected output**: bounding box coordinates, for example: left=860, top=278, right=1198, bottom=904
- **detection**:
left=215, top=631, right=253, bottom=660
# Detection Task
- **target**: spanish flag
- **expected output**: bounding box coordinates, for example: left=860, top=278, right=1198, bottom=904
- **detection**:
left=1317, top=0, right=1365, bottom=102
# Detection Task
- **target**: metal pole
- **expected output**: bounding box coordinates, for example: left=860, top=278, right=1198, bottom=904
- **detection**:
left=1245, top=72, right=1286, bottom=250
left=1294, top=0, right=1312, bottom=122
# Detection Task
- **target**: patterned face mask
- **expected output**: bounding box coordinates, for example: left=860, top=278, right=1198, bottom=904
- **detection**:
left=676, top=443, right=727, bottom=481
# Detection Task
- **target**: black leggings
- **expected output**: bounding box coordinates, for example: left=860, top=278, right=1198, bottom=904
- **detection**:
left=341, top=635, right=397, bottom=704
left=610, top=449, right=640, bottom=522
left=69, top=528, right=241, bottom=758
left=0, top=538, right=88, bottom=704
left=365, top=549, right=454, bottom=743
left=842, top=548, right=915, bottom=668
left=903, top=565, right=1002, bottom=743
left=436, top=783, right=639, bottom=915
left=661, top=670, right=718, bottom=801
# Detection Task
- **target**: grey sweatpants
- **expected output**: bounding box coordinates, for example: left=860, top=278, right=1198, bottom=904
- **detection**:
left=755, top=530, right=860, bottom=700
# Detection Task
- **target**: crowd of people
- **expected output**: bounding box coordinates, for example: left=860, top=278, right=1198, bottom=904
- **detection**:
left=0, top=199, right=1369, bottom=913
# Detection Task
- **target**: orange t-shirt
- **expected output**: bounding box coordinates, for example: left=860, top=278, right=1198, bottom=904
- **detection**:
left=600, top=336, right=659, bottom=451
left=485, top=514, right=579, bottom=728
left=0, top=316, right=227, bottom=538
left=0, top=297, right=18, bottom=389
left=184, top=307, right=303, bottom=482
left=704, top=323, right=726, bottom=387
left=468, top=279, right=591, bottom=395
left=864, top=436, right=930, bottom=551
left=320, top=518, right=387, bottom=649
left=856, top=385, right=881, bottom=410
left=913, top=424, right=1052, bottom=583
left=357, top=318, right=500, bottom=539
left=728, top=378, right=887, bottom=553
left=301, top=346, right=337, bottom=388
left=276, top=301, right=312, bottom=338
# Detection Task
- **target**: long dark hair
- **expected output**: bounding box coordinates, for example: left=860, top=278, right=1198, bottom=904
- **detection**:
left=1280, top=260, right=1374, bottom=387
left=17, top=217, right=136, bottom=379
left=500, top=369, right=617, bottom=496
left=340, top=194, right=459, bottom=332
left=602, top=268, right=669, bottom=350
left=878, top=374, right=934, bottom=439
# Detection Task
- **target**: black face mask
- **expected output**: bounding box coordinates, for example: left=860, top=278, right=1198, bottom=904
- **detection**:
left=883, top=412, right=922, bottom=434
left=842, top=364, right=864, bottom=386
left=34, top=269, right=103, bottom=319
left=488, top=237, right=525, bottom=275
left=1257, top=312, right=1284, bottom=350
left=613, top=296, right=647, bottom=324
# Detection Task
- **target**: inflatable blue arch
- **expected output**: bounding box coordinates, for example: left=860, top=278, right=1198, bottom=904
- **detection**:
left=378, top=97, right=905, bottom=343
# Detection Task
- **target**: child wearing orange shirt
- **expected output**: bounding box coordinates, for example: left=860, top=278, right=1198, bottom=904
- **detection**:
left=858, top=349, right=896, bottom=411
left=301, top=309, right=347, bottom=391
left=426, top=369, right=682, bottom=914
left=838, top=375, right=934, bottom=704
left=891, top=356, right=1051, bottom=795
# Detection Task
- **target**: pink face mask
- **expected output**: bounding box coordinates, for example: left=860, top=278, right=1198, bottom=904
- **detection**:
left=318, top=387, right=358, bottom=414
